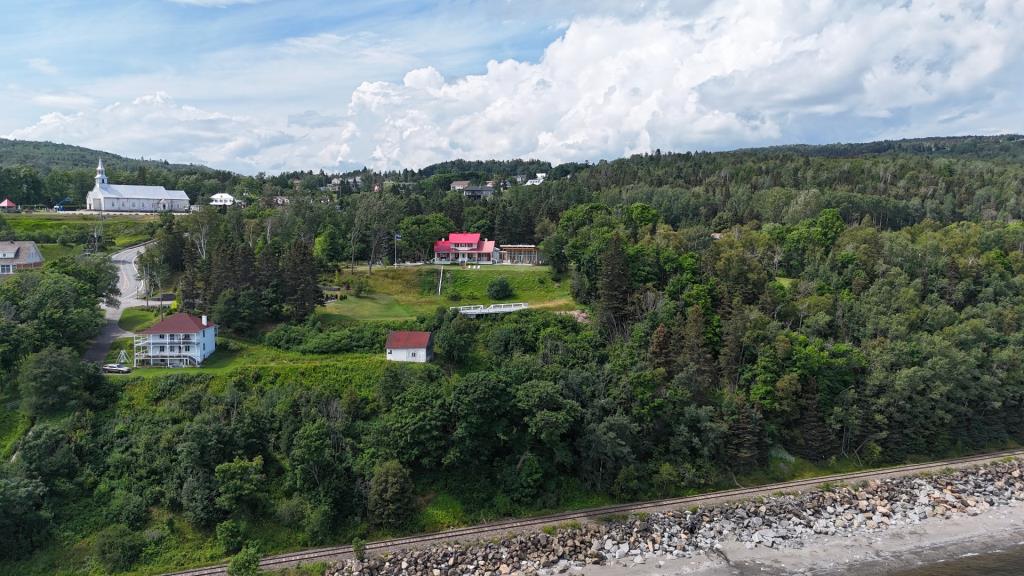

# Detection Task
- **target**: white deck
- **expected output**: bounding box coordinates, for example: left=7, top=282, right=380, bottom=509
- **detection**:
left=450, top=302, right=529, bottom=317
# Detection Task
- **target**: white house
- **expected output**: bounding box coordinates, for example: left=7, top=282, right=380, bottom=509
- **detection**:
left=210, top=193, right=236, bottom=206
left=525, top=173, right=547, bottom=186
left=86, top=159, right=190, bottom=212
left=133, top=313, right=217, bottom=367
left=385, top=331, right=432, bottom=363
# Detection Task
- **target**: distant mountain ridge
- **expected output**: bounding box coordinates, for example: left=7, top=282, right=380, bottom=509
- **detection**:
left=0, top=138, right=219, bottom=174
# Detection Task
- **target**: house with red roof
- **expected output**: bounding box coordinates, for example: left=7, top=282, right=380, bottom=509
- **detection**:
left=133, top=313, right=217, bottom=367
left=386, top=330, right=432, bottom=363
left=433, top=232, right=500, bottom=264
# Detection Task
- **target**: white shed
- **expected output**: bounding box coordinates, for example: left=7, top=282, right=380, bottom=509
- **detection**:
left=385, top=331, right=432, bottom=363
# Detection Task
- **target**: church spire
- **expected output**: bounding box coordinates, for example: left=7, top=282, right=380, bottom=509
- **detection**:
left=95, top=158, right=108, bottom=185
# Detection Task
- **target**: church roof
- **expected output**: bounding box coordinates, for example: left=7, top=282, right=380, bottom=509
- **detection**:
left=90, top=183, right=190, bottom=201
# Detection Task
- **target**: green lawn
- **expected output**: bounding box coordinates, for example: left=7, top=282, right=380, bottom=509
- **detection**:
left=319, top=266, right=574, bottom=324
left=118, top=307, right=161, bottom=332
left=114, top=337, right=388, bottom=387
left=37, top=243, right=84, bottom=261
left=5, top=212, right=156, bottom=246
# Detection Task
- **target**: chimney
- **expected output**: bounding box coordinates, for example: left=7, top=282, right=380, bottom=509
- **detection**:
left=201, top=315, right=208, bottom=326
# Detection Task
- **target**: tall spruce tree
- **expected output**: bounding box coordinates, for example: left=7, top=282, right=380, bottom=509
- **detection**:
left=283, top=239, right=321, bottom=322
left=597, top=234, right=631, bottom=339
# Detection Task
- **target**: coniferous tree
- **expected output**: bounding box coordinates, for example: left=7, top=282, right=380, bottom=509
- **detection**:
left=283, top=239, right=321, bottom=322
left=677, top=305, right=716, bottom=400
left=255, top=242, right=282, bottom=320
left=648, top=323, right=673, bottom=374
left=597, top=234, right=631, bottom=339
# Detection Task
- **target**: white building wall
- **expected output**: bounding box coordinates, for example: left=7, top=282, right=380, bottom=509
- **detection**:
left=197, top=326, right=216, bottom=362
left=87, top=191, right=190, bottom=212
left=386, top=347, right=429, bottom=363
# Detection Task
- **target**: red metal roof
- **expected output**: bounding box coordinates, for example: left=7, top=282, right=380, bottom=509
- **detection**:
left=433, top=238, right=496, bottom=254
left=139, top=313, right=214, bottom=334
left=448, top=232, right=481, bottom=244
left=0, top=198, right=16, bottom=207
left=386, top=331, right=431, bottom=349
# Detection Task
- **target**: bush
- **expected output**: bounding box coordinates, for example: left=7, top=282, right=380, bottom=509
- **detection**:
left=303, top=501, right=334, bottom=546
left=94, top=524, right=145, bottom=572
left=612, top=465, right=642, bottom=500
left=651, top=463, right=683, bottom=497
left=0, top=477, right=51, bottom=559
left=18, top=346, right=99, bottom=416
left=368, top=460, right=415, bottom=530
left=350, top=276, right=370, bottom=297
left=105, top=489, right=149, bottom=530
left=216, top=519, right=245, bottom=554
left=487, top=276, right=514, bottom=299
left=352, top=537, right=367, bottom=562
left=227, top=542, right=262, bottom=576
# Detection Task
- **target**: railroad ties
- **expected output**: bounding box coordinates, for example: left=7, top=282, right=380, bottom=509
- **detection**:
left=450, top=302, right=529, bottom=317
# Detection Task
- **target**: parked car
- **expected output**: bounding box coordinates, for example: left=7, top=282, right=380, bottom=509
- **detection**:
left=101, top=363, right=131, bottom=374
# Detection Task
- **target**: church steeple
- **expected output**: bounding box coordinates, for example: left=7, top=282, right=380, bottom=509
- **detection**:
left=95, top=158, right=108, bottom=186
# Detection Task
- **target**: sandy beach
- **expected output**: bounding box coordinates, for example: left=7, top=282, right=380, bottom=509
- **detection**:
left=583, top=501, right=1024, bottom=576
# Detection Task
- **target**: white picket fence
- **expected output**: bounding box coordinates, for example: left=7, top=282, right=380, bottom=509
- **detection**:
left=450, top=302, right=529, bottom=317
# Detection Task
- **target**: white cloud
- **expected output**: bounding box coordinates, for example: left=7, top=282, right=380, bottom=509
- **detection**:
left=6, top=92, right=335, bottom=173
left=26, top=58, right=58, bottom=75
left=32, top=94, right=96, bottom=109
left=334, top=0, right=1024, bottom=169
left=8, top=0, right=1024, bottom=173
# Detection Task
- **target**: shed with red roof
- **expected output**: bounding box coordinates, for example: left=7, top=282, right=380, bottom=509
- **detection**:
left=386, top=330, right=432, bottom=363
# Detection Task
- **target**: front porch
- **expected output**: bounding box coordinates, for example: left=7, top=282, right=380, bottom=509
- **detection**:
left=133, top=334, right=202, bottom=367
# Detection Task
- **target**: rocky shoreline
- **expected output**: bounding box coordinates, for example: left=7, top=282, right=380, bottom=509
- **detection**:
left=325, top=459, right=1024, bottom=576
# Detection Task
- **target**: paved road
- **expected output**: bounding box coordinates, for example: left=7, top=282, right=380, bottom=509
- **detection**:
left=83, top=243, right=149, bottom=363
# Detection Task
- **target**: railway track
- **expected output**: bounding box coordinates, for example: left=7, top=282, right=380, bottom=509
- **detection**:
left=164, top=447, right=1024, bottom=576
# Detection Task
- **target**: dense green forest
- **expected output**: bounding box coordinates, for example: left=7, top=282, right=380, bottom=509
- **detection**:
left=2, top=135, right=1024, bottom=575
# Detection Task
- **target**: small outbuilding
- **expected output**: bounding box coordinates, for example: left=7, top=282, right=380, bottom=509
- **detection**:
left=0, top=198, right=17, bottom=212
left=385, top=331, right=432, bottom=363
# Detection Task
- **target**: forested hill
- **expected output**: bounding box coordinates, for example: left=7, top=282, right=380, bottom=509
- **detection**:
left=0, top=138, right=215, bottom=174
left=0, top=139, right=237, bottom=208
left=756, top=134, right=1024, bottom=162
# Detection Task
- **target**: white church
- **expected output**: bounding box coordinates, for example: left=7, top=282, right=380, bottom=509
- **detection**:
left=85, top=159, right=191, bottom=212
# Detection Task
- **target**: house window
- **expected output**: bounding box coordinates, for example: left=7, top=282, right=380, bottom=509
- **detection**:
left=185, top=346, right=191, bottom=352
left=159, top=346, right=165, bottom=352
left=159, top=334, right=166, bottom=339
left=0, top=265, right=10, bottom=274
left=411, top=351, right=417, bottom=358
left=387, top=349, right=393, bottom=355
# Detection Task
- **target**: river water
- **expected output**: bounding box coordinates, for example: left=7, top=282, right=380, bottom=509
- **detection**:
left=889, top=544, right=1024, bottom=575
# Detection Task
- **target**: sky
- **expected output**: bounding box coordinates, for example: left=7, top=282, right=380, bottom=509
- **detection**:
left=1, top=0, right=1022, bottom=174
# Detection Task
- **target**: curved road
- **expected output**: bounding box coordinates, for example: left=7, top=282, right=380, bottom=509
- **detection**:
left=84, top=243, right=149, bottom=363
left=163, top=447, right=1024, bottom=576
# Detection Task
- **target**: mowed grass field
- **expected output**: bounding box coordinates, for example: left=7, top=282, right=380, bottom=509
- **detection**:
left=4, top=212, right=157, bottom=247
left=36, top=243, right=84, bottom=260
left=107, top=331, right=388, bottom=389
left=319, top=265, right=574, bottom=324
